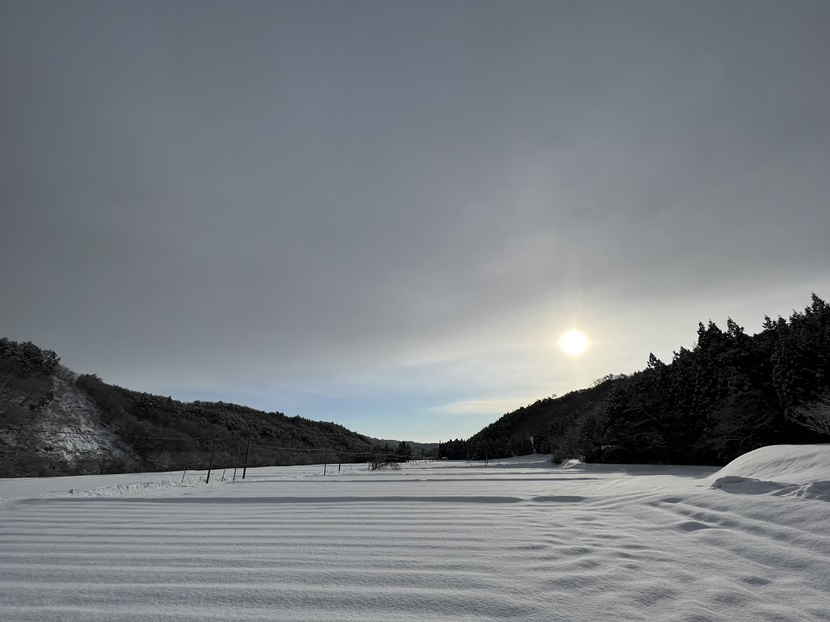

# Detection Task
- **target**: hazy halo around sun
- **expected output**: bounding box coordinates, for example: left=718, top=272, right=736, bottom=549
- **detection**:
left=559, top=329, right=589, bottom=357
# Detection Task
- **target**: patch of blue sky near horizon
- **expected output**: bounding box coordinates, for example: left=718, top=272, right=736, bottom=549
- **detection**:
left=164, top=382, right=504, bottom=444
left=139, top=329, right=617, bottom=443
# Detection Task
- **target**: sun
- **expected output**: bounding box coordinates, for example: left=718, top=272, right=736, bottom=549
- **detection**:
left=559, top=329, right=589, bottom=357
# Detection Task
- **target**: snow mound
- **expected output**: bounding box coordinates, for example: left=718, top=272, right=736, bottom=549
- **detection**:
left=710, top=444, right=830, bottom=501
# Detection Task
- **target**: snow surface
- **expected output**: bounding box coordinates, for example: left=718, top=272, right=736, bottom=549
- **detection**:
left=709, top=444, right=830, bottom=501
left=1, top=448, right=828, bottom=621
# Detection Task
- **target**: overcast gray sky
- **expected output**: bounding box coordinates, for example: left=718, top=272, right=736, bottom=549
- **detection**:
left=2, top=1, right=829, bottom=441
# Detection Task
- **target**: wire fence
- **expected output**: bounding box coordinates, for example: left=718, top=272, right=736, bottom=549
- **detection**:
left=0, top=422, right=434, bottom=480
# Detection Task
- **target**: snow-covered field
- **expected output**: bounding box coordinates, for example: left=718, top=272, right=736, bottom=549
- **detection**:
left=1, top=446, right=828, bottom=621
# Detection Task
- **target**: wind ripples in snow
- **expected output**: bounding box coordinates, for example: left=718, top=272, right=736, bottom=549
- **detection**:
left=1, top=451, right=829, bottom=621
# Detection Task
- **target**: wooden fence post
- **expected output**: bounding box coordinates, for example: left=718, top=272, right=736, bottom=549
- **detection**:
left=206, top=439, right=217, bottom=483
left=242, top=438, right=251, bottom=480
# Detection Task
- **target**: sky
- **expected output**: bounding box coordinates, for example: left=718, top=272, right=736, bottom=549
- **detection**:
left=2, top=1, right=829, bottom=442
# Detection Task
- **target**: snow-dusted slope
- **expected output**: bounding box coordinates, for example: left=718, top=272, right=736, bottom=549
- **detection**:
left=36, top=378, right=134, bottom=468
left=1, top=449, right=828, bottom=621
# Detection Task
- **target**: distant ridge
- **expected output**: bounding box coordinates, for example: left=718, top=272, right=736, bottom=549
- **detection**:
left=0, top=337, right=432, bottom=477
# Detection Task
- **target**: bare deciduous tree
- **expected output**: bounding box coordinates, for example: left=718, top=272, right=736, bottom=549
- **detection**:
left=790, top=393, right=830, bottom=436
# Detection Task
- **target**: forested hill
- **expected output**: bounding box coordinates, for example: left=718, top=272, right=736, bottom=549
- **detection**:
left=448, top=375, right=626, bottom=462
left=446, top=294, right=830, bottom=465
left=0, top=339, right=422, bottom=477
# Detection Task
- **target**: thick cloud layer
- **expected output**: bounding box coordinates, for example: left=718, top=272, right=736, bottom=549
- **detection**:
left=2, top=1, right=829, bottom=440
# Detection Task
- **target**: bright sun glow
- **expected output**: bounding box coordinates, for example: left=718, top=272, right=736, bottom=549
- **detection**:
left=559, top=329, right=589, bottom=356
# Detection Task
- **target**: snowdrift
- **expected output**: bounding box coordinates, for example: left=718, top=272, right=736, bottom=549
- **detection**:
left=710, top=444, right=830, bottom=501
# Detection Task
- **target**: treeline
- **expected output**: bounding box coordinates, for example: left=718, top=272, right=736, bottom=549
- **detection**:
left=0, top=338, right=62, bottom=475
left=444, top=294, right=830, bottom=466
left=580, top=294, right=830, bottom=465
